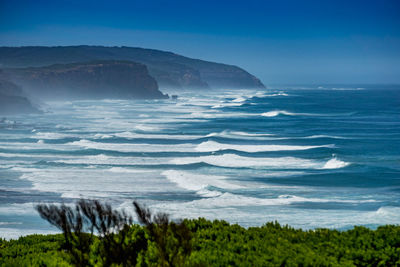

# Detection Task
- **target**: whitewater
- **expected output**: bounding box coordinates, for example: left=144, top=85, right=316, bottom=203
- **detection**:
left=0, top=85, right=399, bottom=239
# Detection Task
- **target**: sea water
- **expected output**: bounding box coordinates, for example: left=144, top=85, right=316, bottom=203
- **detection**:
left=0, top=85, right=399, bottom=239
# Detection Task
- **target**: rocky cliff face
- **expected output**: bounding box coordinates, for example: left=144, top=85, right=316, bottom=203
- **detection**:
left=0, top=78, right=40, bottom=114
left=6, top=61, right=167, bottom=100
left=147, top=62, right=209, bottom=89
left=0, top=46, right=265, bottom=89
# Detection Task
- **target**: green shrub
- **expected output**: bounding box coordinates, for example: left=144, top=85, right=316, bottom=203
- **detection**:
left=1, top=201, right=399, bottom=266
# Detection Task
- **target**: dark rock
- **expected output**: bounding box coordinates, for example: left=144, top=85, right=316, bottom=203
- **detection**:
left=0, top=78, right=40, bottom=114
left=5, top=60, right=167, bottom=100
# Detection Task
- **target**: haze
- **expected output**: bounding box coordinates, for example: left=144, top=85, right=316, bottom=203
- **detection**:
left=1, top=0, right=399, bottom=84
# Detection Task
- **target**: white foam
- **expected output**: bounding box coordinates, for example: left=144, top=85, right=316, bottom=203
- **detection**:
left=170, top=154, right=349, bottom=170
left=375, top=206, right=400, bottom=216
left=251, top=171, right=306, bottom=178
left=134, top=124, right=161, bottom=132
left=183, top=111, right=232, bottom=119
left=206, top=131, right=273, bottom=138
left=263, top=92, right=289, bottom=97
left=81, top=119, right=165, bottom=132
left=53, top=154, right=164, bottom=165
left=42, top=153, right=348, bottom=171
left=261, top=110, right=355, bottom=118
left=114, top=131, right=204, bottom=140
left=162, top=170, right=243, bottom=194
left=179, top=110, right=257, bottom=119
left=229, top=131, right=274, bottom=137
left=302, top=135, right=349, bottom=139
left=139, top=117, right=203, bottom=123
left=206, top=131, right=348, bottom=141
left=68, top=139, right=195, bottom=152
left=101, top=99, right=128, bottom=103
left=211, top=102, right=244, bottom=108
left=195, top=141, right=334, bottom=153
left=171, top=154, right=316, bottom=168
left=153, top=193, right=374, bottom=210
left=94, top=133, right=113, bottom=139
left=322, top=157, right=350, bottom=169
left=232, top=96, right=247, bottom=103
left=16, top=167, right=170, bottom=199
left=261, top=110, right=298, bottom=117
left=196, top=190, right=223, bottom=197
left=108, top=167, right=151, bottom=173
left=34, top=132, right=71, bottom=139
left=204, top=131, right=287, bottom=141
left=0, top=141, right=78, bottom=151
left=178, top=97, right=222, bottom=107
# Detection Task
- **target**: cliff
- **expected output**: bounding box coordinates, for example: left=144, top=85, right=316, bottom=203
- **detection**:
left=0, top=78, right=40, bottom=114
left=0, top=46, right=265, bottom=89
left=5, top=60, right=167, bottom=100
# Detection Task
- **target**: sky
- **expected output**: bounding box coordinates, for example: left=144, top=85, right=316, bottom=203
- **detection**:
left=0, top=0, right=399, bottom=85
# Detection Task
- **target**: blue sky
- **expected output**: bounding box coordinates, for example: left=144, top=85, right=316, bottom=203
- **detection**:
left=0, top=0, right=399, bottom=84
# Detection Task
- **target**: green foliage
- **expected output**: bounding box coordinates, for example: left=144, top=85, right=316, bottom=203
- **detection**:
left=0, top=234, right=70, bottom=266
left=133, top=202, right=192, bottom=266
left=185, top=219, right=400, bottom=266
left=2, top=213, right=400, bottom=266
left=35, top=199, right=144, bottom=266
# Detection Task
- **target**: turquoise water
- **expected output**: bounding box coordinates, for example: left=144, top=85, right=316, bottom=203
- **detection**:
left=1, top=85, right=399, bottom=239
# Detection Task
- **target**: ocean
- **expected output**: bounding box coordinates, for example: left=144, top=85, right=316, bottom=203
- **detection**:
left=1, top=85, right=399, bottom=239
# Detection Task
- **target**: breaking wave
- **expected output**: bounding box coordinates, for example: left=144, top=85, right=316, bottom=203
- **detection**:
left=154, top=193, right=374, bottom=209
left=195, top=141, right=334, bottom=152
left=261, top=110, right=314, bottom=117
left=162, top=170, right=242, bottom=197
left=170, top=154, right=349, bottom=169
left=322, top=156, right=350, bottom=169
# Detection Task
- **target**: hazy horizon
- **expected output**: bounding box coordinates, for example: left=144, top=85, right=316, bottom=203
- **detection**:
left=1, top=0, right=400, bottom=85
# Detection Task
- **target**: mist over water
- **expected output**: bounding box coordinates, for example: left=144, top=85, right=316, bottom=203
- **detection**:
left=1, top=85, right=400, bottom=239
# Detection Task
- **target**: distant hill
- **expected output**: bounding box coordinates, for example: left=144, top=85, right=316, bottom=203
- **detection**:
left=4, top=60, right=166, bottom=100
left=0, top=46, right=265, bottom=89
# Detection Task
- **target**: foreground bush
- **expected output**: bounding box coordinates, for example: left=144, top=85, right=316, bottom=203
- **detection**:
left=33, top=200, right=191, bottom=266
left=1, top=201, right=400, bottom=266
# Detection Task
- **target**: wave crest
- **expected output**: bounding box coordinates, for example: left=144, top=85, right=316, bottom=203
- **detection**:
left=195, top=141, right=334, bottom=153
left=322, top=157, right=350, bottom=169
left=170, top=154, right=349, bottom=169
left=261, top=110, right=297, bottom=117
left=162, top=170, right=242, bottom=196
